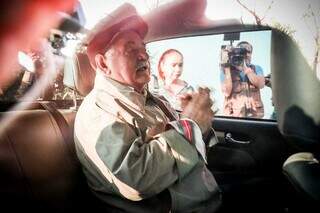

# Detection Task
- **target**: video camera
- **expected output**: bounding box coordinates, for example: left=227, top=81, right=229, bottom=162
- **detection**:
left=220, top=32, right=248, bottom=67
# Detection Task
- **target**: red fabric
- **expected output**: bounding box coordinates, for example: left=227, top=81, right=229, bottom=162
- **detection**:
left=0, top=0, right=76, bottom=88
left=180, top=120, right=193, bottom=142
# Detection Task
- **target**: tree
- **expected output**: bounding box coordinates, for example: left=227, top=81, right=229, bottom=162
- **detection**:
left=302, top=4, right=320, bottom=75
left=236, top=0, right=297, bottom=47
left=236, top=0, right=274, bottom=25
left=272, top=21, right=296, bottom=38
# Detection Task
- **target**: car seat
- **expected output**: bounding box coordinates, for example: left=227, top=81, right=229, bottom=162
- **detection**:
left=271, top=29, right=320, bottom=211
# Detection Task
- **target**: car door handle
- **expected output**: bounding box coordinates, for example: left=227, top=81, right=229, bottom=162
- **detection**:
left=225, top=133, right=251, bottom=144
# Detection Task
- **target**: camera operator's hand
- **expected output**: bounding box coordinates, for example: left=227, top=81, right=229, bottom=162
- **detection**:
left=265, top=74, right=271, bottom=88
left=221, top=67, right=233, bottom=97
left=242, top=62, right=265, bottom=88
left=181, top=87, right=214, bottom=134
left=223, top=66, right=231, bottom=73
left=243, top=62, right=253, bottom=75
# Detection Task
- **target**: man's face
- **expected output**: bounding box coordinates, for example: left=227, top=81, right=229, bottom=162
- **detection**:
left=104, top=30, right=150, bottom=92
left=245, top=50, right=252, bottom=64
left=238, top=43, right=252, bottom=64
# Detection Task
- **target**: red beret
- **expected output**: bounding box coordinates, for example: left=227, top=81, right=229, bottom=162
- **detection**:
left=86, top=4, right=148, bottom=69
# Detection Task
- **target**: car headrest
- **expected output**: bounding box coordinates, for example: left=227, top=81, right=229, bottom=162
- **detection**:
left=271, top=30, right=320, bottom=152
left=73, top=49, right=95, bottom=96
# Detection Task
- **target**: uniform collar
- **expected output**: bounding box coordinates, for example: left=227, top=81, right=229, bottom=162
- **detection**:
left=94, top=72, right=148, bottom=111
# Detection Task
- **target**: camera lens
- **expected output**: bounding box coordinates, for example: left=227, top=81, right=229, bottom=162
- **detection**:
left=229, top=47, right=247, bottom=67
left=231, top=55, right=244, bottom=66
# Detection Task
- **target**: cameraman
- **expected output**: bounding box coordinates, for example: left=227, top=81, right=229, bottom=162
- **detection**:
left=220, top=41, right=265, bottom=118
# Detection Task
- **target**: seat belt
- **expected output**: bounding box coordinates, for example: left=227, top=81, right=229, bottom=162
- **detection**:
left=39, top=102, right=78, bottom=163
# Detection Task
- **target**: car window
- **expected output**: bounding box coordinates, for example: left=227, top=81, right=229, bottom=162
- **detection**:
left=147, top=30, right=275, bottom=120
left=0, top=31, right=84, bottom=110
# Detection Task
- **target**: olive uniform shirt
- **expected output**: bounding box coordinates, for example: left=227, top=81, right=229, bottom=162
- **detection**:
left=74, top=72, right=221, bottom=213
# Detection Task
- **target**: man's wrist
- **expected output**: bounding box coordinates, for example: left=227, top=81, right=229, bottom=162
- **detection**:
left=245, top=68, right=254, bottom=75
left=224, top=69, right=231, bottom=79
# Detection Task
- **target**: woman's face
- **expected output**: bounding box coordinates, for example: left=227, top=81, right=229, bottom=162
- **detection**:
left=161, top=51, right=183, bottom=82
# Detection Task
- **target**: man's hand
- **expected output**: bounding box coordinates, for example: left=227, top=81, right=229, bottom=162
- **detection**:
left=146, top=122, right=166, bottom=141
left=221, top=67, right=233, bottom=97
left=178, top=93, right=192, bottom=111
left=242, top=63, right=265, bottom=88
left=243, top=62, right=253, bottom=75
left=181, top=87, right=214, bottom=134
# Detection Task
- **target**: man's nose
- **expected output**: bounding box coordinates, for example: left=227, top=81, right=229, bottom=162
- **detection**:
left=137, top=49, right=149, bottom=61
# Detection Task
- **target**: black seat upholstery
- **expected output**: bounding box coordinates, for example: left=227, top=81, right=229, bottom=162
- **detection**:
left=283, top=153, right=320, bottom=200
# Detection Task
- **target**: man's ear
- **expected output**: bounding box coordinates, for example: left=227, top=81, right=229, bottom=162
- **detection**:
left=95, top=54, right=111, bottom=75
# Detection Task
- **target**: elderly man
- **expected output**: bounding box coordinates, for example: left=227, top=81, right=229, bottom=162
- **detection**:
left=74, top=4, right=221, bottom=213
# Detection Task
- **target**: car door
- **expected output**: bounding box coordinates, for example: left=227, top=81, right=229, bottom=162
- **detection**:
left=146, top=29, right=292, bottom=212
